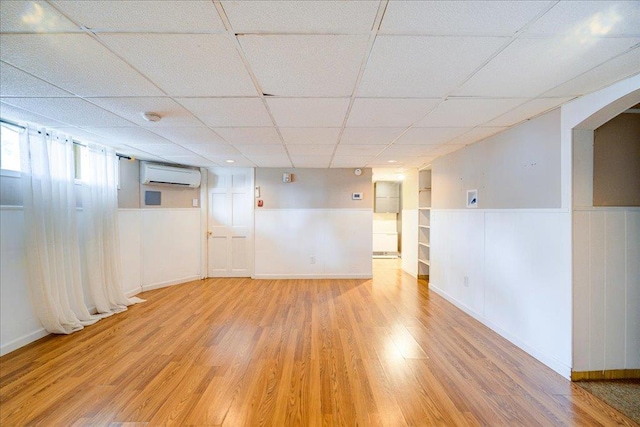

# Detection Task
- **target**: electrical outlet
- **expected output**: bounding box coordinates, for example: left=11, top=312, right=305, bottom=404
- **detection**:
left=310, top=256, right=316, bottom=264
left=464, top=276, right=469, bottom=287
left=192, top=198, right=198, bottom=207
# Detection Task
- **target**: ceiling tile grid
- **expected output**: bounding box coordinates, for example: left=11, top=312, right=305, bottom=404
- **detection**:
left=358, top=35, right=509, bottom=98
left=0, top=34, right=164, bottom=97
left=51, top=0, right=226, bottom=33
left=0, top=0, right=638, bottom=169
left=99, top=34, right=257, bottom=97
left=221, top=1, right=380, bottom=34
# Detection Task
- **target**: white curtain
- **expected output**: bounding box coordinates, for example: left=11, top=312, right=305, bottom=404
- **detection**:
left=82, top=143, right=143, bottom=313
left=20, top=127, right=97, bottom=334
left=20, top=127, right=142, bottom=335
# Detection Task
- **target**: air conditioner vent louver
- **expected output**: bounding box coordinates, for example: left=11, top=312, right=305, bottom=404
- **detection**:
left=140, top=162, right=201, bottom=188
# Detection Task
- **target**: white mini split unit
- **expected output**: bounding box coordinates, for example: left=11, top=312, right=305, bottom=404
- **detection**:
left=140, top=162, right=201, bottom=188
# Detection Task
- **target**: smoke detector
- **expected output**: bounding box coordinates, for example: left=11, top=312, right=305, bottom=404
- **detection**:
left=142, top=112, right=161, bottom=122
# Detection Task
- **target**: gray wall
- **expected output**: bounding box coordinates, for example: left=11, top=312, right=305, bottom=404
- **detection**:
left=255, top=168, right=373, bottom=209
left=432, top=108, right=561, bottom=209
left=593, top=112, right=640, bottom=207
left=117, top=159, right=200, bottom=209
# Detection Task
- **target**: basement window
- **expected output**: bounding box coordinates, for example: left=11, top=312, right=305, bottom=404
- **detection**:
left=0, top=124, right=21, bottom=175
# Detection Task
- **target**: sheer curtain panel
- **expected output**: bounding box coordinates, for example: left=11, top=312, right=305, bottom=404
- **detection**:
left=20, top=127, right=96, bottom=334
left=82, top=144, right=143, bottom=314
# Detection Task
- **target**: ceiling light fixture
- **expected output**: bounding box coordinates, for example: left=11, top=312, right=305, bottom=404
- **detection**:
left=142, top=112, right=161, bottom=122
left=225, top=159, right=235, bottom=163
left=388, top=160, right=398, bottom=163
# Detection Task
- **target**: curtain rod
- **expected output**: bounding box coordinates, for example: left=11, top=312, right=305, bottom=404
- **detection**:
left=1, top=117, right=87, bottom=147
left=1, top=118, right=134, bottom=159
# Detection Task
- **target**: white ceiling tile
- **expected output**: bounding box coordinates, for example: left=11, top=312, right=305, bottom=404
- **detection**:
left=51, top=0, right=225, bottom=33
left=544, top=47, right=640, bottom=97
left=395, top=127, right=472, bottom=145
left=526, top=1, right=640, bottom=36
left=416, top=98, right=527, bottom=127
left=0, top=34, right=163, bottom=97
left=369, top=156, right=433, bottom=168
left=382, top=144, right=441, bottom=157
left=0, top=1, right=80, bottom=32
left=178, top=98, right=273, bottom=127
left=330, top=156, right=376, bottom=168
left=447, top=127, right=508, bottom=145
left=203, top=155, right=256, bottom=167
left=455, top=37, right=640, bottom=97
left=485, top=98, right=572, bottom=127
left=160, top=155, right=217, bottom=168
left=185, top=143, right=240, bottom=156
left=239, top=35, right=369, bottom=97
left=267, top=98, right=350, bottom=127
left=380, top=1, right=552, bottom=35
left=235, top=144, right=287, bottom=156
left=286, top=144, right=336, bottom=156
left=2, top=97, right=136, bottom=127
left=0, top=102, right=68, bottom=127
left=222, top=1, right=379, bottom=34
left=244, top=154, right=292, bottom=168
left=87, top=97, right=202, bottom=128
left=1, top=61, right=72, bottom=97
left=147, top=127, right=227, bottom=146
left=358, top=36, right=507, bottom=97
left=347, top=98, right=439, bottom=127
left=125, top=143, right=194, bottom=156
left=213, top=127, right=282, bottom=145
left=428, top=144, right=468, bottom=158
left=340, top=128, right=405, bottom=145
left=334, top=144, right=385, bottom=156
left=290, top=155, right=332, bottom=168
left=280, top=128, right=340, bottom=145
left=48, top=127, right=121, bottom=149
left=117, top=147, right=166, bottom=163
left=99, top=34, right=257, bottom=97
left=84, top=127, right=172, bottom=146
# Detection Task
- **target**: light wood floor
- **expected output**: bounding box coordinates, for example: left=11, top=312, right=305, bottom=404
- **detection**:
left=1, top=259, right=636, bottom=426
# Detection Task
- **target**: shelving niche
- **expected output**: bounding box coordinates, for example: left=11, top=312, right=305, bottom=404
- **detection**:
left=418, top=169, right=431, bottom=280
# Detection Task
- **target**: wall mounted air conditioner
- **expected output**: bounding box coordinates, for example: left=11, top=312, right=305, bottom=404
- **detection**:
left=140, top=162, right=201, bottom=188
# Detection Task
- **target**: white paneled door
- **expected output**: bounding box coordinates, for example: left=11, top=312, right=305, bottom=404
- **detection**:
left=207, top=168, right=254, bottom=277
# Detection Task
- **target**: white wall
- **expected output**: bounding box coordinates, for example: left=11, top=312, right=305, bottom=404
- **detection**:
left=0, top=208, right=47, bottom=355
left=0, top=207, right=201, bottom=355
left=431, top=109, right=573, bottom=377
left=573, top=208, right=640, bottom=371
left=255, top=209, right=372, bottom=279
left=401, top=168, right=419, bottom=277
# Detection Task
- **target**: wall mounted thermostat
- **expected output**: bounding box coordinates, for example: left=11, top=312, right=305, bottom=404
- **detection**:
left=352, top=192, right=363, bottom=200
left=354, top=168, right=362, bottom=176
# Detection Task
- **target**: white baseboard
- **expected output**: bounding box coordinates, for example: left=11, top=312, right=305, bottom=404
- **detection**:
left=125, top=288, right=143, bottom=298
left=0, top=328, right=49, bottom=357
left=141, top=275, right=202, bottom=292
left=429, top=284, right=572, bottom=380
left=253, top=274, right=372, bottom=280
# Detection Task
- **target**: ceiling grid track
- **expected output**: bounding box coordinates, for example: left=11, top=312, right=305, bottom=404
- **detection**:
left=213, top=0, right=294, bottom=169
left=328, top=0, right=389, bottom=169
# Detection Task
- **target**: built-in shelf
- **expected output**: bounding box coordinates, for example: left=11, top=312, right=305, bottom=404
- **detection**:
left=418, top=169, right=431, bottom=280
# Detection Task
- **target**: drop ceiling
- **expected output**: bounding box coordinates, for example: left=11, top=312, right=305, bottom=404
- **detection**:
left=0, top=0, right=638, bottom=169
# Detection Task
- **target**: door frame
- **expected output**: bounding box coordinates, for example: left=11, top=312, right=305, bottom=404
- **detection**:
left=201, top=167, right=255, bottom=278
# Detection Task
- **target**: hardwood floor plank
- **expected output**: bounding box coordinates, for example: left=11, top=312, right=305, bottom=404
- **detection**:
left=1, top=259, right=637, bottom=426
